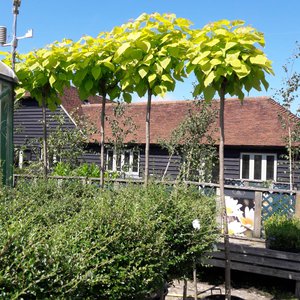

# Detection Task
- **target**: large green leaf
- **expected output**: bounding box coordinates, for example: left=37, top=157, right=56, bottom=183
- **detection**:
left=136, top=40, right=151, bottom=53
left=135, top=83, right=147, bottom=97
left=148, top=74, right=157, bottom=85
left=204, top=71, right=216, bottom=87
left=203, top=86, right=216, bottom=101
left=138, top=66, right=149, bottom=79
left=49, top=75, right=56, bottom=87
left=162, top=74, right=174, bottom=83
left=123, top=93, right=132, bottom=103
left=84, top=79, right=93, bottom=92
left=160, top=57, right=171, bottom=70
left=153, top=85, right=167, bottom=96
left=249, top=55, right=268, bottom=66
left=115, top=43, right=131, bottom=59
left=74, top=69, right=88, bottom=85
left=92, top=67, right=101, bottom=80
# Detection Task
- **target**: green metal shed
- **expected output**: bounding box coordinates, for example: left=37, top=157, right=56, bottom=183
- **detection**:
left=0, top=61, right=17, bottom=186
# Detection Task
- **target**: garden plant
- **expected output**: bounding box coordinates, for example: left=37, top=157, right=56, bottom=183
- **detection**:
left=265, top=214, right=300, bottom=253
left=0, top=180, right=218, bottom=299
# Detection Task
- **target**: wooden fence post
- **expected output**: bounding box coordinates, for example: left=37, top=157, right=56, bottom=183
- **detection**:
left=253, top=191, right=262, bottom=238
left=295, top=192, right=300, bottom=218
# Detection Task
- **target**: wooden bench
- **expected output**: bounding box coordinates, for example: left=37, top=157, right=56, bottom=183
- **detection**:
left=206, top=242, right=300, bottom=298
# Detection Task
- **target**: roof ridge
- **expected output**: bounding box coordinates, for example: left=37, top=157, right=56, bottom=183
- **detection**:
left=81, top=96, right=272, bottom=107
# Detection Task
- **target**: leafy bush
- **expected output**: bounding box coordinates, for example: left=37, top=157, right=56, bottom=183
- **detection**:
left=0, top=180, right=218, bottom=299
left=51, top=162, right=99, bottom=177
left=72, top=162, right=100, bottom=177
left=52, top=162, right=119, bottom=179
left=264, top=214, right=300, bottom=253
left=51, top=161, right=73, bottom=176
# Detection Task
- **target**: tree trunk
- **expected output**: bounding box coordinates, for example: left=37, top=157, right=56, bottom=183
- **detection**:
left=219, top=81, right=231, bottom=300
left=145, top=89, right=152, bottom=187
left=42, top=95, right=48, bottom=180
left=183, top=278, right=187, bottom=300
left=193, top=258, right=198, bottom=300
left=100, top=92, right=107, bottom=188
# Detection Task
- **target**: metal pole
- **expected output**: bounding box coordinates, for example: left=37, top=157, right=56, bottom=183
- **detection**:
left=11, top=0, right=20, bottom=71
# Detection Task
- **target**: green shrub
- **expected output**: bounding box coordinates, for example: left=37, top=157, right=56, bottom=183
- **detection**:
left=52, top=162, right=100, bottom=177
left=0, top=180, right=218, bottom=299
left=51, top=161, right=73, bottom=176
left=264, top=214, right=300, bottom=253
left=72, top=163, right=100, bottom=177
left=52, top=162, right=119, bottom=179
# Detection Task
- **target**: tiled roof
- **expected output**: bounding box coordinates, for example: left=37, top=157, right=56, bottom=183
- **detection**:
left=81, top=97, right=298, bottom=147
left=22, top=86, right=104, bottom=116
left=59, top=86, right=103, bottom=116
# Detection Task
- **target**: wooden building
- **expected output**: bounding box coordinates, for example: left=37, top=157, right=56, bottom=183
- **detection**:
left=14, top=89, right=300, bottom=188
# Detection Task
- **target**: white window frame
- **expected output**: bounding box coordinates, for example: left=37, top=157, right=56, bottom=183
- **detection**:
left=19, top=149, right=24, bottom=169
left=106, top=149, right=140, bottom=177
left=240, top=153, right=277, bottom=181
left=18, top=149, right=32, bottom=169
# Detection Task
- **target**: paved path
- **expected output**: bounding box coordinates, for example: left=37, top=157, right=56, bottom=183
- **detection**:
left=166, top=237, right=280, bottom=300
left=166, top=279, right=273, bottom=300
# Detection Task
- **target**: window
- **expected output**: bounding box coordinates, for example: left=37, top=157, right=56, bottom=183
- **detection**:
left=106, top=149, right=140, bottom=176
left=240, top=153, right=277, bottom=181
left=18, top=149, right=32, bottom=169
left=107, top=150, right=114, bottom=171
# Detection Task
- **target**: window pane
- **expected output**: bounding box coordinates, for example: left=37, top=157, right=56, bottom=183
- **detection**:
left=242, top=155, right=250, bottom=179
left=116, top=154, right=121, bottom=171
left=23, top=149, right=31, bottom=161
left=107, top=150, right=113, bottom=170
left=124, top=151, right=130, bottom=165
left=254, top=155, right=262, bottom=180
left=132, top=151, right=139, bottom=172
left=123, top=151, right=130, bottom=172
left=266, top=155, right=275, bottom=180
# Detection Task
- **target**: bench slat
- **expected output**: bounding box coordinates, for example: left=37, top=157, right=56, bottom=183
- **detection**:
left=210, top=251, right=300, bottom=272
left=217, top=243, right=300, bottom=262
left=206, top=258, right=300, bottom=280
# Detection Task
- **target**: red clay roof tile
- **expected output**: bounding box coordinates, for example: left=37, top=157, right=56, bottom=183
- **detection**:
left=81, top=97, right=297, bottom=147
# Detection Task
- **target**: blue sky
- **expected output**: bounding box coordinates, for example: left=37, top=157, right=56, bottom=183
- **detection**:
left=1, top=0, right=300, bottom=106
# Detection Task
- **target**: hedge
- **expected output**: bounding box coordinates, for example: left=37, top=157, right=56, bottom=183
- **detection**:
left=0, top=180, right=218, bottom=299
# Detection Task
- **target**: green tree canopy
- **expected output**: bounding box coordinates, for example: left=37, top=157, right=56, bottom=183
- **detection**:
left=67, top=32, right=129, bottom=101
left=188, top=19, right=274, bottom=100
left=114, top=12, right=192, bottom=99
left=14, top=40, right=72, bottom=110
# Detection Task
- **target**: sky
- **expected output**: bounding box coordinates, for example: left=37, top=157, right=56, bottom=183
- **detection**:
left=0, top=0, right=300, bottom=108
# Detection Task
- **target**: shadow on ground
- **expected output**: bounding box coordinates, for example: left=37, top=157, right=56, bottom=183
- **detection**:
left=198, top=267, right=296, bottom=300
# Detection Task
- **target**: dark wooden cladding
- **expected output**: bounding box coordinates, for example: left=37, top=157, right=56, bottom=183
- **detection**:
left=14, top=98, right=299, bottom=187
left=14, top=98, right=76, bottom=146
left=139, top=153, right=181, bottom=179
left=224, top=157, right=240, bottom=179
left=277, top=159, right=300, bottom=186
left=79, top=152, right=101, bottom=165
